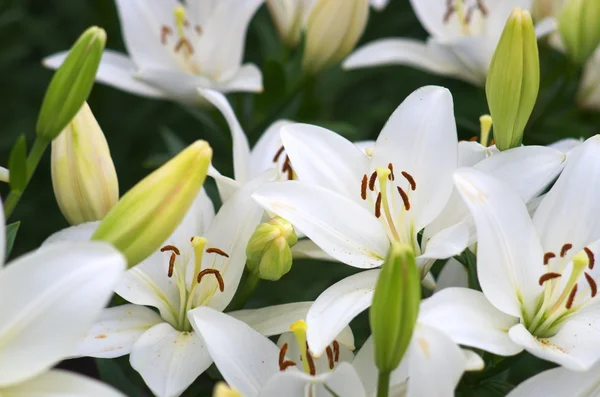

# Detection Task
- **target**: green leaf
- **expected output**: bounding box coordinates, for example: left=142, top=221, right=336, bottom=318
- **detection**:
left=5, top=221, right=20, bottom=260
left=8, top=135, right=27, bottom=192
left=96, top=357, right=150, bottom=397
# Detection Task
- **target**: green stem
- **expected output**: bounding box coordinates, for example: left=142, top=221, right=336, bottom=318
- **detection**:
left=226, top=271, right=260, bottom=311
left=376, top=371, right=390, bottom=397
left=4, top=137, right=49, bottom=218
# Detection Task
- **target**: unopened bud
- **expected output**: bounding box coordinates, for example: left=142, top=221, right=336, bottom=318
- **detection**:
left=558, top=0, right=600, bottom=64
left=37, top=26, right=106, bottom=141
left=302, top=0, right=369, bottom=74
left=370, top=243, right=420, bottom=373
left=267, top=0, right=311, bottom=48
left=486, top=8, right=539, bottom=151
left=246, top=217, right=298, bottom=281
left=51, top=103, right=118, bottom=225
left=213, top=383, right=242, bottom=397
left=92, top=140, right=212, bottom=267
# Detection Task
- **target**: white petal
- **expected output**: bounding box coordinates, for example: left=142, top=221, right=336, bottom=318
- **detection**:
left=307, top=270, right=379, bottom=357
left=434, top=258, right=468, bottom=291
left=419, top=288, right=522, bottom=356
left=548, top=138, right=584, bottom=154
left=43, top=50, right=167, bottom=98
left=130, top=323, right=212, bottom=397
left=454, top=168, right=544, bottom=318
left=352, top=336, right=406, bottom=396
left=408, top=0, right=459, bottom=38
left=215, top=63, right=264, bottom=94
left=534, top=17, right=557, bottom=38
left=2, top=369, right=126, bottom=397
left=486, top=0, right=534, bottom=42
left=208, top=165, right=240, bottom=203
left=229, top=302, right=312, bottom=336
left=250, top=119, right=293, bottom=180
left=435, top=37, right=491, bottom=84
left=370, top=0, right=389, bottom=10
left=277, top=332, right=354, bottom=375
left=533, top=136, right=600, bottom=268
left=463, top=349, right=485, bottom=371
left=371, top=86, right=457, bottom=231
left=458, top=141, right=489, bottom=167
left=199, top=88, right=251, bottom=184
left=189, top=306, right=280, bottom=397
left=77, top=304, right=162, bottom=359
left=43, top=221, right=99, bottom=245
left=0, top=167, right=8, bottom=183
left=353, top=140, right=376, bottom=156
left=0, top=242, right=125, bottom=387
left=281, top=123, right=370, bottom=201
left=253, top=181, right=389, bottom=269
left=291, top=239, right=337, bottom=262
left=136, top=68, right=212, bottom=103
left=0, top=202, right=4, bottom=268
left=420, top=219, right=473, bottom=262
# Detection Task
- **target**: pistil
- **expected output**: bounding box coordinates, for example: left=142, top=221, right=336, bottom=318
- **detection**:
left=290, top=320, right=314, bottom=375
left=376, top=167, right=401, bottom=241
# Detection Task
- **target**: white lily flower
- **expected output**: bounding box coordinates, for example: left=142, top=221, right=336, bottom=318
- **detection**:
left=578, top=48, right=600, bottom=110
left=46, top=184, right=266, bottom=397
left=343, top=0, right=553, bottom=86
left=0, top=202, right=126, bottom=395
left=43, top=0, right=264, bottom=103
left=507, top=360, right=600, bottom=396
left=452, top=135, right=600, bottom=371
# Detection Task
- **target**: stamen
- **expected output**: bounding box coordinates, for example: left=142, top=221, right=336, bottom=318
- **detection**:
left=160, top=26, right=173, bottom=45
left=280, top=360, right=296, bottom=371
left=279, top=343, right=289, bottom=367
left=397, top=186, right=411, bottom=210
left=477, top=0, right=489, bottom=15
left=468, top=135, right=478, bottom=142
left=585, top=272, right=597, bottom=298
left=566, top=284, right=578, bottom=309
left=543, top=252, right=556, bottom=265
left=387, top=163, right=395, bottom=181
left=401, top=171, right=416, bottom=191
left=361, top=174, right=368, bottom=200
left=305, top=342, right=316, bottom=376
left=538, top=272, right=561, bottom=285
left=273, top=146, right=285, bottom=162
left=585, top=247, right=595, bottom=270
left=443, top=0, right=455, bottom=23
left=333, top=340, right=340, bottom=362
left=282, top=156, right=294, bottom=180
left=196, top=269, right=225, bottom=292
left=560, top=243, right=572, bottom=258
left=206, top=248, right=230, bottom=258
left=368, top=171, right=377, bottom=191
left=175, top=38, right=194, bottom=54
left=168, top=252, right=176, bottom=278
left=326, top=346, right=335, bottom=370
left=161, top=245, right=181, bottom=255
left=375, top=192, right=382, bottom=218
left=194, top=25, right=202, bottom=35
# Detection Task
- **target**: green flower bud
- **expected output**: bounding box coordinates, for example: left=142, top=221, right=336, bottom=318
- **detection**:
left=370, top=243, right=421, bottom=373
left=92, top=140, right=212, bottom=268
left=246, top=217, right=298, bottom=281
left=36, top=26, right=106, bottom=141
left=559, top=0, right=600, bottom=65
left=485, top=8, right=539, bottom=151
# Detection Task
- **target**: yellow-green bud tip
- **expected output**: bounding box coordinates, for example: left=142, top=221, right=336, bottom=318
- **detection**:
left=559, top=0, right=600, bottom=65
left=246, top=217, right=297, bottom=281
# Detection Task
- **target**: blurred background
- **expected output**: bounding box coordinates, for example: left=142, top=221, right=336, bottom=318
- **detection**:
left=1, top=0, right=597, bottom=395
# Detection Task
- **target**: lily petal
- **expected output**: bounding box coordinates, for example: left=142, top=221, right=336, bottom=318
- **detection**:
left=0, top=242, right=125, bottom=387
left=454, top=168, right=544, bottom=318
left=463, top=349, right=485, bottom=371
left=130, top=322, right=212, bottom=397
left=77, top=304, right=163, bottom=359
left=253, top=181, right=389, bottom=269
left=250, top=120, right=293, bottom=180
left=229, top=302, right=312, bottom=336
left=189, top=306, right=280, bottom=397
left=215, top=63, right=264, bottom=94
left=43, top=221, right=99, bottom=245
left=136, top=68, right=212, bottom=103
left=307, top=270, right=379, bottom=357
left=0, top=203, right=4, bottom=267
left=208, top=165, right=240, bottom=203
left=291, top=239, right=337, bottom=262
left=434, top=258, right=469, bottom=291
left=547, top=138, right=584, bottom=154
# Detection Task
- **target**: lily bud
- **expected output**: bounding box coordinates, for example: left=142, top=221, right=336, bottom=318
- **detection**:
left=37, top=26, right=106, bottom=141
left=51, top=102, right=118, bottom=225
left=486, top=8, right=539, bottom=151
left=558, top=0, right=600, bottom=65
left=213, top=382, right=242, bottom=397
left=246, top=217, right=298, bottom=281
left=370, top=243, right=420, bottom=373
left=267, top=0, right=311, bottom=48
left=302, top=0, right=369, bottom=74
left=92, top=140, right=212, bottom=268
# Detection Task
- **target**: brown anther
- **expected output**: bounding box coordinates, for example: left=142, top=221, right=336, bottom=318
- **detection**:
left=160, top=25, right=173, bottom=45
left=468, top=135, right=478, bottom=142
left=273, top=146, right=285, bottom=162
left=361, top=174, right=368, bottom=200
left=183, top=19, right=190, bottom=27
left=585, top=247, right=595, bottom=270
left=197, top=269, right=225, bottom=292
left=585, top=272, right=597, bottom=298
left=489, top=139, right=495, bottom=146
left=401, top=171, right=416, bottom=191
left=161, top=245, right=181, bottom=255
left=397, top=186, right=411, bottom=211
left=538, top=272, right=561, bottom=286
left=168, top=253, right=176, bottom=278
left=543, top=252, right=556, bottom=265
left=560, top=243, right=573, bottom=258
left=387, top=163, right=395, bottom=181
left=194, top=25, right=202, bottom=34
left=280, top=360, right=296, bottom=371
left=326, top=346, right=335, bottom=370
left=333, top=340, right=340, bottom=362
left=368, top=171, right=377, bottom=191
left=286, top=164, right=294, bottom=180
left=465, top=6, right=476, bottom=24
left=305, top=342, right=316, bottom=376
left=477, top=0, right=489, bottom=15
left=279, top=343, right=288, bottom=367
left=175, top=38, right=194, bottom=54
left=566, top=284, right=578, bottom=309
left=206, top=248, right=230, bottom=258
left=375, top=192, right=382, bottom=218
left=443, top=4, right=455, bottom=23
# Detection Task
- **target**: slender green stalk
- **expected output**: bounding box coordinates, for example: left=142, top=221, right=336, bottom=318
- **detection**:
left=226, top=270, right=261, bottom=311
left=376, top=371, right=391, bottom=397
left=4, top=137, right=50, bottom=218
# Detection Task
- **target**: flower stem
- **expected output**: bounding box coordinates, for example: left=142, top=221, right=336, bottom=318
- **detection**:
left=226, top=270, right=260, bottom=311
left=4, top=137, right=49, bottom=219
left=376, top=371, right=390, bottom=397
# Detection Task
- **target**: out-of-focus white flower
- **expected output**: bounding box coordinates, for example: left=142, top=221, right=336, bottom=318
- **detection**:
left=578, top=48, right=600, bottom=110
left=344, top=0, right=553, bottom=86
left=44, top=0, right=264, bottom=103
left=0, top=167, right=8, bottom=183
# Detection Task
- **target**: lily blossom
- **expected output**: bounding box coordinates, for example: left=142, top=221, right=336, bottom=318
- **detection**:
left=344, top=0, right=553, bottom=86
left=0, top=203, right=126, bottom=395
left=453, top=135, right=600, bottom=371
left=44, top=0, right=264, bottom=103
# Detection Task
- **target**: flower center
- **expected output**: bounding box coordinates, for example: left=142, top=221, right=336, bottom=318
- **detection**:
left=443, top=0, right=489, bottom=35
left=272, top=145, right=296, bottom=181
left=160, top=6, right=203, bottom=75
left=526, top=245, right=596, bottom=337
